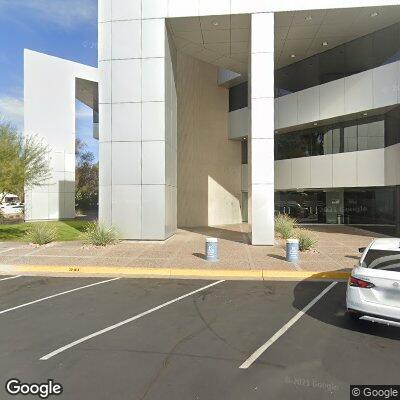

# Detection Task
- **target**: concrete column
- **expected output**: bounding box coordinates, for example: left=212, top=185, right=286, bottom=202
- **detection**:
left=249, top=13, right=275, bottom=245
left=98, top=0, right=177, bottom=240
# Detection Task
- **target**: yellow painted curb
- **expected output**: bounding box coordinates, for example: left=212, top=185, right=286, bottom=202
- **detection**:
left=0, top=264, right=351, bottom=281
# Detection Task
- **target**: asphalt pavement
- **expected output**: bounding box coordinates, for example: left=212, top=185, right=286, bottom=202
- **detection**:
left=0, top=275, right=399, bottom=400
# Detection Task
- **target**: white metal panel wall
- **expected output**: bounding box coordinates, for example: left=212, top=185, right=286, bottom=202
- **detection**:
left=229, top=107, right=249, bottom=139
left=250, top=12, right=275, bottom=245
left=24, top=50, right=98, bottom=221
left=274, top=148, right=388, bottom=190
left=98, top=0, right=177, bottom=240
left=110, top=0, right=400, bottom=18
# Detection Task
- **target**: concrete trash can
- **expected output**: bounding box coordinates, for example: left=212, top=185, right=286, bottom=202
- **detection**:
left=286, top=239, right=299, bottom=263
left=205, top=238, right=219, bottom=262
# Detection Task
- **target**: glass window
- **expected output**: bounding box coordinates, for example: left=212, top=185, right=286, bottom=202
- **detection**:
left=275, top=187, right=396, bottom=236
left=332, top=128, right=341, bottom=154
left=343, top=125, right=357, bottom=152
left=275, top=132, right=311, bottom=160
left=275, top=117, right=388, bottom=160
left=311, top=131, right=323, bottom=156
left=275, top=21, right=400, bottom=97
left=311, top=128, right=333, bottom=156
left=372, top=23, right=400, bottom=66
left=385, top=107, right=400, bottom=146
left=229, top=82, right=248, bottom=112
left=323, top=129, right=333, bottom=155
left=358, top=120, right=384, bottom=151
left=361, top=249, right=400, bottom=271
left=319, top=46, right=346, bottom=84
left=241, top=140, right=248, bottom=164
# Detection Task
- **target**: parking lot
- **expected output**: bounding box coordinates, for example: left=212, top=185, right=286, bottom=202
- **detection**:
left=0, top=275, right=399, bottom=400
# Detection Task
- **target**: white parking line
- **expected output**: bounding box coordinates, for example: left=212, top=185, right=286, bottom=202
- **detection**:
left=0, top=277, right=120, bottom=316
left=0, top=248, right=15, bottom=254
left=0, top=275, right=21, bottom=282
left=40, top=279, right=225, bottom=361
left=239, top=281, right=338, bottom=369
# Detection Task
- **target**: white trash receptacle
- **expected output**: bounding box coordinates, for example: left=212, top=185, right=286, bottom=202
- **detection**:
left=286, top=238, right=299, bottom=263
left=205, top=238, right=219, bottom=262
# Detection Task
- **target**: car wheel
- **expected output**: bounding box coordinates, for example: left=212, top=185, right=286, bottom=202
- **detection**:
left=347, top=310, right=361, bottom=321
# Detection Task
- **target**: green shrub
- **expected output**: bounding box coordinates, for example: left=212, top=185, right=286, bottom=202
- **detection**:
left=83, top=222, right=119, bottom=246
left=295, top=229, right=317, bottom=252
left=25, top=223, right=57, bottom=245
left=275, top=214, right=296, bottom=239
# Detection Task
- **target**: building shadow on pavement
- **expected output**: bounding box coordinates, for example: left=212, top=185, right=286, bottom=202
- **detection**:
left=304, top=225, right=389, bottom=238
left=292, top=270, right=400, bottom=341
left=182, top=225, right=251, bottom=245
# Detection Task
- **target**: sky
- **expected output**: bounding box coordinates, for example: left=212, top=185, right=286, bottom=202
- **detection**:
left=0, top=0, right=99, bottom=160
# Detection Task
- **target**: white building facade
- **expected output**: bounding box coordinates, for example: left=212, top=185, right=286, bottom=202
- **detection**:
left=24, top=1, right=400, bottom=244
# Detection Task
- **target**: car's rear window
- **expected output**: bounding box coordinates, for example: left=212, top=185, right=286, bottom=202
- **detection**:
left=362, top=249, right=400, bottom=271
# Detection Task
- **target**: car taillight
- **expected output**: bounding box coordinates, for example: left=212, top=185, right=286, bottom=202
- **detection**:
left=349, top=276, right=375, bottom=289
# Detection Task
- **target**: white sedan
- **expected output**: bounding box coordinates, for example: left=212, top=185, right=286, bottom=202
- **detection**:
left=0, top=204, right=24, bottom=215
left=346, top=238, right=400, bottom=327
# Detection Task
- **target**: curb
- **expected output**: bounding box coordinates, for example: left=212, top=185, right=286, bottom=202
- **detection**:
left=0, top=264, right=351, bottom=281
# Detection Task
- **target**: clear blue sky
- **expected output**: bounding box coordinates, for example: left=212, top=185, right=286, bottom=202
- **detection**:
left=0, top=0, right=99, bottom=160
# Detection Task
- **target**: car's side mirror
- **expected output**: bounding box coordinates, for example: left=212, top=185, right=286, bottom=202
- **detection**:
left=358, top=247, right=366, bottom=253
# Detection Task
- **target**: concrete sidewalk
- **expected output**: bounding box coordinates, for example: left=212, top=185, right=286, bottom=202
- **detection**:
left=0, top=224, right=385, bottom=279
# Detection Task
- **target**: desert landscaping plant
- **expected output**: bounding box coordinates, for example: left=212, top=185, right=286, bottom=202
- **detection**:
left=275, top=214, right=297, bottom=239
left=25, top=223, right=57, bottom=245
left=75, top=139, right=98, bottom=212
left=83, top=222, right=119, bottom=246
left=295, top=229, right=317, bottom=252
left=0, top=122, right=51, bottom=202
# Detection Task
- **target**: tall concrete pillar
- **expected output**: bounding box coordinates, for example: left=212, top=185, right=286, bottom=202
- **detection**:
left=249, top=13, right=275, bottom=245
left=98, top=0, right=177, bottom=240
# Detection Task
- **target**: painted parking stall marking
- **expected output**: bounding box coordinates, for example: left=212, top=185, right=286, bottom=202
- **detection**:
left=0, top=248, right=15, bottom=255
left=40, top=279, right=225, bottom=360
left=0, top=277, right=120, bottom=315
left=239, top=282, right=338, bottom=369
left=0, top=275, right=21, bottom=282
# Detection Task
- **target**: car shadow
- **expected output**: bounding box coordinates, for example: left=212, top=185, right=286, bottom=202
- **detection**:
left=292, top=270, right=400, bottom=341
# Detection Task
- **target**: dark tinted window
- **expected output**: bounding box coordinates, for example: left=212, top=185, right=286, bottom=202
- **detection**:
left=362, top=249, right=400, bottom=271
left=241, top=140, right=248, bottom=164
left=343, top=124, right=358, bottom=152
left=275, top=115, right=388, bottom=160
left=275, top=187, right=396, bottom=236
left=275, top=132, right=311, bottom=160
left=275, top=22, right=400, bottom=97
left=357, top=120, right=384, bottom=151
left=385, top=107, right=400, bottom=146
left=229, top=82, right=248, bottom=112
